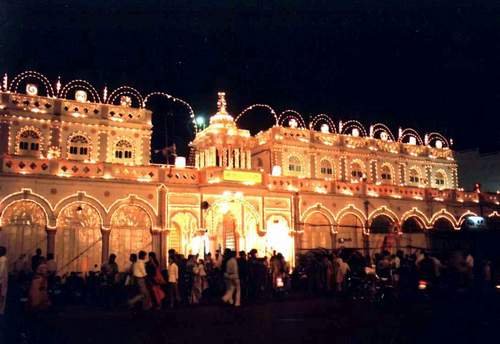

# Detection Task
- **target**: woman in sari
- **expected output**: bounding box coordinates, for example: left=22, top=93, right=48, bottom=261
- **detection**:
left=146, top=252, right=166, bottom=310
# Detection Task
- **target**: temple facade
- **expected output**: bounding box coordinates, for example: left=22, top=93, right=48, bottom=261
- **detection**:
left=0, top=71, right=498, bottom=273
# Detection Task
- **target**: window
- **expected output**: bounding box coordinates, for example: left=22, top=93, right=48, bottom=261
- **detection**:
left=381, top=166, right=392, bottom=182
left=409, top=169, right=420, bottom=184
left=18, top=130, right=40, bottom=153
left=435, top=172, right=445, bottom=187
left=351, top=162, right=363, bottom=180
left=115, top=140, right=133, bottom=161
left=288, top=156, right=302, bottom=172
left=320, top=160, right=333, bottom=176
left=68, top=135, right=90, bottom=160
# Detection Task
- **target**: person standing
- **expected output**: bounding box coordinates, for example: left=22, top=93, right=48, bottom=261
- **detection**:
left=101, top=254, right=119, bottom=308
left=28, top=259, right=51, bottom=312
left=129, top=251, right=152, bottom=310
left=222, top=250, right=240, bottom=307
left=146, top=252, right=166, bottom=309
left=191, top=259, right=207, bottom=304
left=0, top=246, right=8, bottom=315
left=168, top=257, right=180, bottom=308
left=31, top=248, right=44, bottom=273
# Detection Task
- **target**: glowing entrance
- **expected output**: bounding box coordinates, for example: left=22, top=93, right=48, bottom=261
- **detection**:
left=265, top=215, right=293, bottom=263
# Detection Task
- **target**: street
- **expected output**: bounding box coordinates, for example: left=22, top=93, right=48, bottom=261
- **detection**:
left=5, top=292, right=499, bottom=344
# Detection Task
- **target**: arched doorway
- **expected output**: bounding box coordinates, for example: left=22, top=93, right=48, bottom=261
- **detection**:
left=56, top=203, right=102, bottom=274
left=430, top=217, right=456, bottom=253
left=170, top=212, right=199, bottom=256
left=0, top=201, right=47, bottom=270
left=336, top=214, right=364, bottom=249
left=302, top=212, right=332, bottom=250
left=223, top=213, right=237, bottom=251
left=266, top=215, right=293, bottom=263
left=401, top=217, right=427, bottom=253
left=369, top=215, right=396, bottom=253
left=110, top=205, right=152, bottom=270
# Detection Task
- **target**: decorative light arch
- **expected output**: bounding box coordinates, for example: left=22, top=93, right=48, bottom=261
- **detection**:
left=0, top=189, right=55, bottom=227
left=309, top=114, right=337, bottom=133
left=106, top=195, right=158, bottom=230
left=301, top=203, right=336, bottom=228
left=143, top=91, right=196, bottom=132
left=425, top=132, right=450, bottom=148
left=278, top=110, right=307, bottom=128
left=336, top=205, right=367, bottom=223
left=107, top=86, right=144, bottom=108
left=368, top=206, right=399, bottom=224
left=9, top=70, right=55, bottom=97
left=59, top=79, right=102, bottom=103
left=53, top=192, right=107, bottom=227
left=457, top=210, right=479, bottom=226
left=370, top=123, right=396, bottom=141
left=339, top=120, right=367, bottom=136
left=429, top=209, right=459, bottom=229
left=235, top=104, right=278, bottom=126
left=400, top=207, right=431, bottom=229
left=398, top=128, right=424, bottom=145
left=205, top=197, right=260, bottom=237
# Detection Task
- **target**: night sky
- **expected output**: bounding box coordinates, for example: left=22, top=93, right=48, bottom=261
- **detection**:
left=1, top=1, right=500, bottom=161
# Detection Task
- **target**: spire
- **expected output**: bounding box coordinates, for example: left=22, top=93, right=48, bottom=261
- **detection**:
left=217, top=92, right=228, bottom=114
left=209, top=91, right=234, bottom=126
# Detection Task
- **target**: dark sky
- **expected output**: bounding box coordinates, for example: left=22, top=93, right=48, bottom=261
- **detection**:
left=1, top=1, right=500, bottom=159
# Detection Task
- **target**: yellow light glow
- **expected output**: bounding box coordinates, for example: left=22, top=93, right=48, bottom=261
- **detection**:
left=223, top=170, right=262, bottom=184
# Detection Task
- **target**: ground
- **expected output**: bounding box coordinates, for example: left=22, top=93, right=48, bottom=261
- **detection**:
left=4, top=292, right=500, bottom=344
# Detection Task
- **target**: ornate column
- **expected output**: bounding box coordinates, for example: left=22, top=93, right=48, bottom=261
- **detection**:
left=99, top=131, right=109, bottom=162
left=228, top=148, right=233, bottom=169
left=425, top=165, right=432, bottom=187
left=235, top=148, right=240, bottom=169
left=246, top=150, right=251, bottom=169
left=151, top=229, right=162, bottom=256
left=101, top=228, right=110, bottom=263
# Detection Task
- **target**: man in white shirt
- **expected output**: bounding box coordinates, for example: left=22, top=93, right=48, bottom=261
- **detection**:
left=0, top=246, right=7, bottom=315
left=168, top=257, right=180, bottom=308
left=129, top=251, right=151, bottom=310
left=221, top=249, right=240, bottom=307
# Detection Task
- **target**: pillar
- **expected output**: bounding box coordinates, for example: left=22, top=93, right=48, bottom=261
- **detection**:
left=101, top=229, right=110, bottom=263
left=99, top=131, right=108, bottom=162
left=235, top=148, right=240, bottom=169
left=425, top=165, right=432, bottom=187
left=228, top=148, right=233, bottom=169
left=151, top=230, right=161, bottom=255
left=246, top=150, right=251, bottom=169
left=46, top=228, right=56, bottom=256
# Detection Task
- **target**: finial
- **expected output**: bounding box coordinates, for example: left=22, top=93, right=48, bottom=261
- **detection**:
left=217, top=92, right=227, bottom=114
left=103, top=86, right=108, bottom=103
left=2, top=73, right=8, bottom=92
left=56, top=76, right=61, bottom=95
left=424, top=134, right=429, bottom=145
left=369, top=125, right=374, bottom=137
left=398, top=127, right=402, bottom=139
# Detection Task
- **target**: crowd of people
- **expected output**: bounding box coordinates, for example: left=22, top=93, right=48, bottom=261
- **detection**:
left=0, top=244, right=497, bottom=317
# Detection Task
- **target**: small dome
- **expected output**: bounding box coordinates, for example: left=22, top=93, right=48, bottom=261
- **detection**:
left=209, top=92, right=235, bottom=126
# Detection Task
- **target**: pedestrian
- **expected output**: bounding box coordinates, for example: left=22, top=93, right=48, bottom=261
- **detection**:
left=128, top=251, right=152, bottom=310
left=28, top=258, right=51, bottom=312
left=168, top=257, right=180, bottom=308
left=0, top=246, right=8, bottom=315
left=31, top=248, right=44, bottom=272
left=334, top=256, right=350, bottom=292
left=191, top=259, right=207, bottom=304
left=146, top=252, right=166, bottom=309
left=221, top=250, right=240, bottom=307
left=101, top=254, right=119, bottom=308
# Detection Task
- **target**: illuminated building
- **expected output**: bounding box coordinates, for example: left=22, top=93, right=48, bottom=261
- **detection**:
left=0, top=71, right=498, bottom=272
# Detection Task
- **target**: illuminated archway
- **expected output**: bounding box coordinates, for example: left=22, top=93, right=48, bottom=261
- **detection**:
left=0, top=200, right=47, bottom=269
left=369, top=214, right=396, bottom=253
left=110, top=205, right=152, bottom=270
left=336, top=212, right=364, bottom=249
left=400, top=216, right=427, bottom=252
left=302, top=211, right=333, bottom=250
left=56, top=202, right=102, bottom=274
left=266, top=215, right=293, bottom=263
left=170, top=211, right=199, bottom=256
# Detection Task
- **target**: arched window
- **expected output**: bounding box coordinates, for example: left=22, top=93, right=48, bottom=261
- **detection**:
left=351, top=162, right=363, bottom=180
left=409, top=169, right=420, bottom=185
left=18, top=130, right=40, bottom=153
left=435, top=172, right=446, bottom=187
left=319, top=159, right=333, bottom=176
left=115, top=140, right=133, bottom=160
left=288, top=156, right=302, bottom=172
left=381, top=165, right=392, bottom=183
left=68, top=135, right=90, bottom=160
